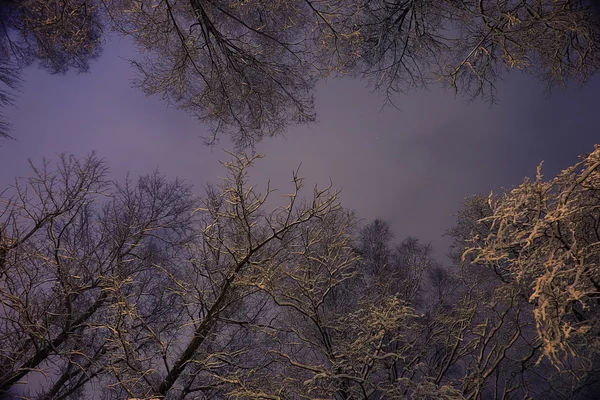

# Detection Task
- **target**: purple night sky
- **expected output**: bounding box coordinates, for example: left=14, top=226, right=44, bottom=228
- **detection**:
left=1, top=36, right=599, bottom=260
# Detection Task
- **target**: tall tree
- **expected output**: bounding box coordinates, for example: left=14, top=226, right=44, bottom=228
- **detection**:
left=0, top=152, right=347, bottom=398
left=103, top=153, right=344, bottom=398
left=114, top=0, right=600, bottom=145
left=0, top=154, right=196, bottom=398
left=459, top=145, right=600, bottom=368
left=2, top=153, right=600, bottom=398
left=2, top=0, right=600, bottom=145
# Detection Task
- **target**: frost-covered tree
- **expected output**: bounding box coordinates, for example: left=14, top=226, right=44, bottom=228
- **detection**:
left=3, top=0, right=600, bottom=145
left=0, top=152, right=348, bottom=399
left=111, top=0, right=600, bottom=145
left=3, top=151, right=600, bottom=399
left=0, top=154, right=196, bottom=399
left=460, top=146, right=600, bottom=367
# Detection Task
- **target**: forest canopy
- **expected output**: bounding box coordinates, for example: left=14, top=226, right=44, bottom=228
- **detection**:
left=1, top=0, right=600, bottom=145
left=1, top=148, right=600, bottom=399
left=1, top=1, right=600, bottom=399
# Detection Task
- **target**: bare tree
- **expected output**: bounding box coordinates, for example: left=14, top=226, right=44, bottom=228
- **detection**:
left=3, top=0, right=600, bottom=145
left=0, top=154, right=196, bottom=399
left=90, top=153, right=344, bottom=399
left=0, top=151, right=347, bottom=399
left=4, top=152, right=600, bottom=399
left=110, top=0, right=600, bottom=144
left=108, top=0, right=327, bottom=147
left=443, top=0, right=600, bottom=102
left=249, top=218, right=467, bottom=400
